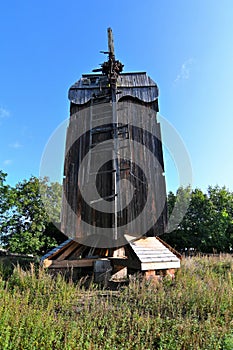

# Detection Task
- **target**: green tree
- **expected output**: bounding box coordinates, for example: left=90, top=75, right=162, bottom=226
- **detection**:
left=207, top=186, right=233, bottom=252
left=0, top=175, right=65, bottom=255
left=183, top=188, right=212, bottom=252
left=163, top=186, right=192, bottom=250
left=0, top=171, right=15, bottom=248
left=163, top=186, right=233, bottom=253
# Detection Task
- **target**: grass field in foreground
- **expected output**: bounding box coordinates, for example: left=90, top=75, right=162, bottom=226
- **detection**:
left=0, top=255, right=232, bottom=350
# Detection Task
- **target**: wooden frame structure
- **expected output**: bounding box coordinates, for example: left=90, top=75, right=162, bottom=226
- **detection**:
left=41, top=236, right=181, bottom=281
left=42, top=29, right=181, bottom=281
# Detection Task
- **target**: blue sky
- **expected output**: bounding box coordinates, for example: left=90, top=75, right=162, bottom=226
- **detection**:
left=0, top=0, right=233, bottom=193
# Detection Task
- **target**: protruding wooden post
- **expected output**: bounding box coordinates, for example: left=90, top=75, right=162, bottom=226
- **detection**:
left=108, top=27, right=115, bottom=57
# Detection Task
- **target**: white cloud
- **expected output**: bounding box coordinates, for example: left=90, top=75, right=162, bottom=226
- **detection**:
left=3, top=159, right=12, bottom=165
left=174, top=58, right=194, bottom=83
left=0, top=107, right=10, bottom=119
left=9, top=141, right=23, bottom=149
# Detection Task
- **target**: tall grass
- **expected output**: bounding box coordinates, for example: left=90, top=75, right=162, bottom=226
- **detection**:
left=0, top=256, right=232, bottom=349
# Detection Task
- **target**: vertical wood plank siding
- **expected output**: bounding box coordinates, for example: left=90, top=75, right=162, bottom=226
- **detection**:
left=61, top=72, right=167, bottom=242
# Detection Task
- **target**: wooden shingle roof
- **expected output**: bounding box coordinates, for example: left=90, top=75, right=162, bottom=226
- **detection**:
left=68, top=72, right=159, bottom=105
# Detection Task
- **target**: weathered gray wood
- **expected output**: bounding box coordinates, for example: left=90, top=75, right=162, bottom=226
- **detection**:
left=50, top=259, right=96, bottom=268
left=62, top=78, right=167, bottom=241
left=56, top=241, right=80, bottom=261
left=68, top=72, right=159, bottom=105
left=108, top=27, right=114, bottom=56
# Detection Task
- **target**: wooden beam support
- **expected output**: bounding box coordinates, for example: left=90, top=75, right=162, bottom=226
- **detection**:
left=56, top=242, right=81, bottom=261
left=50, top=259, right=96, bottom=268
left=43, top=258, right=53, bottom=268
left=45, top=240, right=74, bottom=261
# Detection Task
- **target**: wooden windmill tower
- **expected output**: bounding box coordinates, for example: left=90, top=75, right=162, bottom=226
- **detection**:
left=42, top=29, right=181, bottom=280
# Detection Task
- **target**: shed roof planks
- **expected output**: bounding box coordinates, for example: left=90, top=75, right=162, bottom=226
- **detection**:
left=41, top=236, right=180, bottom=273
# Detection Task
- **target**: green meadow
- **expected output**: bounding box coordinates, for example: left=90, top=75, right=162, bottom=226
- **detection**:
left=0, top=256, right=232, bottom=350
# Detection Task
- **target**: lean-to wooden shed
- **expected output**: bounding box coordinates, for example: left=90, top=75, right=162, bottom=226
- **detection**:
left=41, top=236, right=181, bottom=280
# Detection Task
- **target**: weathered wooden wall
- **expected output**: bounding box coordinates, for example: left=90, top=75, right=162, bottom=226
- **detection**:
left=61, top=72, right=167, bottom=246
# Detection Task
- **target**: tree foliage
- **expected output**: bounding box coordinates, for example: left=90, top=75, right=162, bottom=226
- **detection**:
left=163, top=186, right=233, bottom=253
left=0, top=174, right=65, bottom=255
left=0, top=171, right=233, bottom=255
